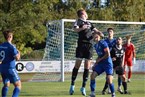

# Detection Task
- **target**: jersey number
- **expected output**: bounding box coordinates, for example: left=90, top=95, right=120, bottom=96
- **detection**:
left=0, top=50, right=5, bottom=62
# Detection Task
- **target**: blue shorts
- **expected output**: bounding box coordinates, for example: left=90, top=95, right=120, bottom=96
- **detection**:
left=93, top=62, right=113, bottom=75
left=1, top=68, right=20, bottom=84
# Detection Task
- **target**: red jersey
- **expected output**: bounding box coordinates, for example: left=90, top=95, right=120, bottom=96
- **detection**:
left=123, top=43, right=135, bottom=60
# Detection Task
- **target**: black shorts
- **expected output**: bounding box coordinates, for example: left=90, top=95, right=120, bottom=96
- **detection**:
left=75, top=42, right=93, bottom=60
left=115, top=66, right=124, bottom=75
left=113, top=62, right=121, bottom=69
left=113, top=64, right=118, bottom=69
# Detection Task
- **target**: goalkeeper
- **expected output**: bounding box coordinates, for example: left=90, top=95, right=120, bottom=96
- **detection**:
left=69, top=8, right=102, bottom=96
left=111, top=37, right=129, bottom=94
left=123, top=35, right=136, bottom=82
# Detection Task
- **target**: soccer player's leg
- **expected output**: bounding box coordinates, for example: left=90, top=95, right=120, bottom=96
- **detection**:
left=69, top=43, right=84, bottom=95
left=121, top=74, right=130, bottom=94
left=115, top=67, right=123, bottom=94
left=9, top=69, right=21, bottom=97
left=115, top=66, right=124, bottom=94
left=117, top=76, right=122, bottom=89
left=80, top=45, right=93, bottom=96
left=106, top=66, right=115, bottom=97
left=117, top=75, right=123, bottom=94
left=80, top=59, right=91, bottom=96
left=102, top=78, right=108, bottom=95
left=12, top=80, right=21, bottom=97
left=89, top=71, right=98, bottom=97
left=127, top=60, right=133, bottom=82
left=123, top=61, right=127, bottom=77
left=107, top=75, right=115, bottom=97
left=80, top=68, right=89, bottom=96
left=89, top=64, right=103, bottom=97
left=1, top=73, right=10, bottom=97
left=102, top=76, right=113, bottom=95
left=69, top=59, right=82, bottom=95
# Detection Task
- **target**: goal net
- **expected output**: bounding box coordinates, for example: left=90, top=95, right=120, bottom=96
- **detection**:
left=31, top=19, right=145, bottom=82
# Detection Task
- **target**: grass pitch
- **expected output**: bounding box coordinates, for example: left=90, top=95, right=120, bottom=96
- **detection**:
left=0, top=73, right=144, bottom=97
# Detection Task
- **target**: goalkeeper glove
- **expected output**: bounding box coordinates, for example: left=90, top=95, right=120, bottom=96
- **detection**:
left=133, top=58, right=136, bottom=64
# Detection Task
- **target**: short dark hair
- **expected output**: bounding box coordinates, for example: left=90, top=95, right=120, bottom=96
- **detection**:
left=107, top=28, right=114, bottom=32
left=116, top=37, right=122, bottom=40
left=77, top=8, right=85, bottom=17
left=2, top=29, right=13, bottom=40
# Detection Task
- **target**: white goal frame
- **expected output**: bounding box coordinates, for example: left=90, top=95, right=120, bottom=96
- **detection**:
left=46, top=19, right=145, bottom=82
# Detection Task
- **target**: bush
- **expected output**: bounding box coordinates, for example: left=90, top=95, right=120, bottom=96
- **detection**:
left=21, top=50, right=44, bottom=60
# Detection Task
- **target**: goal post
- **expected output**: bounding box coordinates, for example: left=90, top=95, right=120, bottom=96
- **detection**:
left=61, top=19, right=65, bottom=82
left=31, top=19, right=145, bottom=82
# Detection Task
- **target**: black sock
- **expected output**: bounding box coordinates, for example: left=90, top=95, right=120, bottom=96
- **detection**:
left=122, top=82, right=127, bottom=91
left=71, top=67, right=78, bottom=85
left=103, top=80, right=108, bottom=91
left=82, top=69, right=89, bottom=87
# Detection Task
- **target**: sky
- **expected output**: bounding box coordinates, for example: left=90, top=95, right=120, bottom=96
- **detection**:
left=61, top=0, right=107, bottom=6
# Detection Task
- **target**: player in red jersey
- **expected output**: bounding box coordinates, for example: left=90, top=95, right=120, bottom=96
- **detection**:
left=123, top=35, right=136, bottom=82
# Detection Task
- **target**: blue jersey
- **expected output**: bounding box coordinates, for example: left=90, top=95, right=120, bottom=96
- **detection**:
left=0, top=42, right=18, bottom=70
left=94, top=40, right=113, bottom=75
left=104, top=38, right=116, bottom=51
left=94, top=40, right=112, bottom=64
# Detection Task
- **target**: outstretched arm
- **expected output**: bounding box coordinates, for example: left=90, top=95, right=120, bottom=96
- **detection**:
left=92, top=28, right=104, bottom=37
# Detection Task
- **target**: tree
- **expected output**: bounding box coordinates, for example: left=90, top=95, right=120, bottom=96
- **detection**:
left=0, top=0, right=145, bottom=59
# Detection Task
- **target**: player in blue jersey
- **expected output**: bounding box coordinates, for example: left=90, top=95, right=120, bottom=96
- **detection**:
left=104, top=28, right=116, bottom=51
left=89, top=32, right=115, bottom=97
left=102, top=28, right=123, bottom=94
left=69, top=8, right=102, bottom=96
left=0, top=30, right=21, bottom=97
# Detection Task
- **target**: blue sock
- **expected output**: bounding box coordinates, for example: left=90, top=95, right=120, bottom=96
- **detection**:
left=90, top=80, right=96, bottom=92
left=12, top=87, right=20, bottom=97
left=2, top=86, right=9, bottom=97
left=109, top=83, right=115, bottom=94
left=118, top=76, right=122, bottom=87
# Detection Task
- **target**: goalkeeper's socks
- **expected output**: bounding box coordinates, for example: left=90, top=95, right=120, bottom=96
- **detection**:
left=90, top=80, right=96, bottom=92
left=2, top=86, right=9, bottom=97
left=12, top=87, right=20, bottom=97
left=82, top=69, right=89, bottom=87
left=118, top=76, right=122, bottom=87
left=71, top=67, right=78, bottom=85
left=128, top=71, right=132, bottom=79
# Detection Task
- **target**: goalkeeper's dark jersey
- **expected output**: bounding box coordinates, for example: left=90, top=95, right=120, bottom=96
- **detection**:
left=74, top=18, right=95, bottom=44
left=110, top=45, right=124, bottom=68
